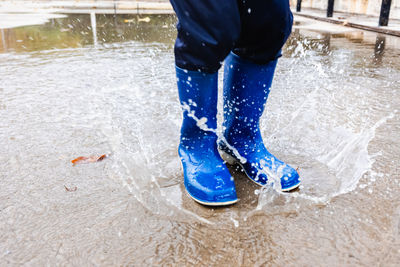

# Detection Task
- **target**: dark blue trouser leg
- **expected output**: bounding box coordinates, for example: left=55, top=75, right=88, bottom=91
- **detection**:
left=169, top=0, right=240, bottom=73
left=170, top=0, right=293, bottom=72
left=233, top=0, right=293, bottom=64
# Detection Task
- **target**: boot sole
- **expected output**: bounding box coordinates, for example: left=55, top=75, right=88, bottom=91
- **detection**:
left=186, top=191, right=238, bottom=206
left=219, top=150, right=301, bottom=192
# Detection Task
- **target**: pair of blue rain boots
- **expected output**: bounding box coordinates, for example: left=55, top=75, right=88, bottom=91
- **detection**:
left=176, top=52, right=300, bottom=206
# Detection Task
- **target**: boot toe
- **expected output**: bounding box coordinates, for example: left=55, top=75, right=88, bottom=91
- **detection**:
left=184, top=170, right=238, bottom=206
left=280, top=166, right=301, bottom=191
left=236, top=155, right=301, bottom=191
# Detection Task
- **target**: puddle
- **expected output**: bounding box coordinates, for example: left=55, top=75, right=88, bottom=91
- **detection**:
left=1, top=14, right=400, bottom=265
left=0, top=14, right=176, bottom=52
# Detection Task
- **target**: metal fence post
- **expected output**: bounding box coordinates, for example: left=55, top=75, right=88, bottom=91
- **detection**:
left=296, top=0, right=302, bottom=12
left=327, top=0, right=335, bottom=17
left=379, top=0, right=392, bottom=26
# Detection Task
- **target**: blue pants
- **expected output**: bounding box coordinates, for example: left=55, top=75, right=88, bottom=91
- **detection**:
left=170, top=0, right=293, bottom=73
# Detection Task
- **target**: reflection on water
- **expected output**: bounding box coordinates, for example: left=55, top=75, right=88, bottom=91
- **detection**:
left=0, top=14, right=176, bottom=53
left=1, top=28, right=6, bottom=51
left=90, top=12, right=98, bottom=46
left=1, top=14, right=400, bottom=265
left=374, top=35, right=386, bottom=64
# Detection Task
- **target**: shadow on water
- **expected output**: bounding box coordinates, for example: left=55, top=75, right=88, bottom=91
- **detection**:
left=374, top=35, right=386, bottom=64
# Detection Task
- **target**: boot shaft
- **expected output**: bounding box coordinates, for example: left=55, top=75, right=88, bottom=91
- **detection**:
left=223, top=52, right=277, bottom=145
left=176, top=66, right=219, bottom=145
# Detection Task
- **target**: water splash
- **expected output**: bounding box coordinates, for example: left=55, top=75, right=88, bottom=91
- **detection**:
left=182, top=101, right=286, bottom=192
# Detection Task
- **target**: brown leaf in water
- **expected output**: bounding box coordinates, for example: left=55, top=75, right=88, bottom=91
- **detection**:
left=71, top=156, right=87, bottom=165
left=71, top=154, right=107, bottom=166
left=97, top=154, right=107, bottom=161
left=64, top=185, right=77, bottom=192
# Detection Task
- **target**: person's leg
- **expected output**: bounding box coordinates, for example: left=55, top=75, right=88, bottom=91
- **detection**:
left=170, top=0, right=241, bottom=205
left=220, top=0, right=300, bottom=191
left=170, top=0, right=240, bottom=73
left=233, top=0, right=293, bottom=64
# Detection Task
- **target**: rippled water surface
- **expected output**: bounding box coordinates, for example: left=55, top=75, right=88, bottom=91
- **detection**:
left=1, top=14, right=400, bottom=265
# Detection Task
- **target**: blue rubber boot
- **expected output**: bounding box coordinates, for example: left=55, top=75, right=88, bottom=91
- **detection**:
left=220, top=53, right=301, bottom=191
left=176, top=66, right=238, bottom=206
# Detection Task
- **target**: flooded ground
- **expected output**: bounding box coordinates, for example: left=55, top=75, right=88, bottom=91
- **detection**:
left=1, top=14, right=400, bottom=266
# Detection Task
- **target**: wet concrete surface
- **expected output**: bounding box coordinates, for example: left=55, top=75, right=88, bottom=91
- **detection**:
left=1, top=14, right=400, bottom=266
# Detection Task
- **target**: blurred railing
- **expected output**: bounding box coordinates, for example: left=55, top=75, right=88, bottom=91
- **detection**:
left=294, top=0, right=399, bottom=26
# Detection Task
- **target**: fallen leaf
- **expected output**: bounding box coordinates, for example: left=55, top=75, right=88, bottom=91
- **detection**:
left=71, top=156, right=87, bottom=164
left=71, top=154, right=107, bottom=166
left=97, top=154, right=107, bottom=161
left=64, top=185, right=77, bottom=192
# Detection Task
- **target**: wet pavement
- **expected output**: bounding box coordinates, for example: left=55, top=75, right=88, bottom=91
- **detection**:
left=1, top=14, right=400, bottom=266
